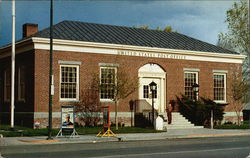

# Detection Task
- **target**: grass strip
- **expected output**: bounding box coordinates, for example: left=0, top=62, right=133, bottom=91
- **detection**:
left=0, top=125, right=162, bottom=137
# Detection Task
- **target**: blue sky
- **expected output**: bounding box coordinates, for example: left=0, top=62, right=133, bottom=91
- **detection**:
left=0, top=0, right=236, bottom=47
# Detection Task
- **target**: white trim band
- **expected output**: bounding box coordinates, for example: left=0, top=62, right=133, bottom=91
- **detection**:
left=183, top=68, right=200, bottom=72
left=58, top=60, right=82, bottom=65
left=99, top=63, right=119, bottom=67
left=31, top=37, right=245, bottom=64
left=213, top=70, right=228, bottom=73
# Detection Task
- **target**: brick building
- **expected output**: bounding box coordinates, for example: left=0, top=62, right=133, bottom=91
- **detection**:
left=0, top=21, right=245, bottom=128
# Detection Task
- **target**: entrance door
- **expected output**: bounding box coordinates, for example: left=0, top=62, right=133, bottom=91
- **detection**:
left=139, top=78, right=161, bottom=111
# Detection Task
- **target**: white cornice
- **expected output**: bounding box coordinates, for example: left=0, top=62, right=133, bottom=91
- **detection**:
left=31, top=37, right=245, bottom=60
left=0, top=37, right=246, bottom=63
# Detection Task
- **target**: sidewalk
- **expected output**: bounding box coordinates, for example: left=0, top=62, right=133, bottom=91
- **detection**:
left=1, top=128, right=250, bottom=146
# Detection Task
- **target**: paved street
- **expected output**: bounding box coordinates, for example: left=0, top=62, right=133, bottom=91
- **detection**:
left=1, top=136, right=250, bottom=158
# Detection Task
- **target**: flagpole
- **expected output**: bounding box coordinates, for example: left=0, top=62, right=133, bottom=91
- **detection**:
left=11, top=0, right=15, bottom=129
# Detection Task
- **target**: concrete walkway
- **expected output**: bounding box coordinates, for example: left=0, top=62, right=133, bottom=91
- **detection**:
left=1, top=128, right=250, bottom=146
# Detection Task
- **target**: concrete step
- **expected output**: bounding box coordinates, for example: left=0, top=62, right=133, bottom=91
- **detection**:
left=162, top=112, right=204, bottom=130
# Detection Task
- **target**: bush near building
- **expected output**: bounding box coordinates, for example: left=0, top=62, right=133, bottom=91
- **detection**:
left=215, top=121, right=250, bottom=129
left=176, top=95, right=225, bottom=127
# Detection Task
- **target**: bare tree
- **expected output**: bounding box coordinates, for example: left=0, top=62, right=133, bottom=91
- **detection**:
left=75, top=74, right=101, bottom=127
left=112, top=67, right=139, bottom=130
left=228, top=66, right=249, bottom=124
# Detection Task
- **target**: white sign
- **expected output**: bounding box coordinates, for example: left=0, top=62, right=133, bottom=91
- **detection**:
left=61, top=106, right=74, bottom=129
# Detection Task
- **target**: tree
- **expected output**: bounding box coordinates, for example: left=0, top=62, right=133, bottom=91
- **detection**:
left=138, top=25, right=150, bottom=30
left=219, top=0, right=250, bottom=123
left=74, top=74, right=101, bottom=127
left=228, top=66, right=250, bottom=124
left=219, top=0, right=250, bottom=72
left=217, top=34, right=235, bottom=52
left=137, top=25, right=175, bottom=32
left=163, top=26, right=173, bottom=32
left=111, top=68, right=139, bottom=130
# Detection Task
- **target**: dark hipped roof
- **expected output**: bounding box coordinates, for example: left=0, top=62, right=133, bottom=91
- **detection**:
left=32, top=20, right=237, bottom=54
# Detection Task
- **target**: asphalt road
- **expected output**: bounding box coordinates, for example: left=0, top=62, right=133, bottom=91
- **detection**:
left=1, top=136, right=250, bottom=158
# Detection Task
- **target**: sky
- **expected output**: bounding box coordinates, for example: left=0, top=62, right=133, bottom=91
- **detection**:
left=0, top=0, right=237, bottom=47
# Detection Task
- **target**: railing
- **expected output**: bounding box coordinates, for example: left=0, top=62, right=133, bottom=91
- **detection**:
left=134, top=99, right=158, bottom=127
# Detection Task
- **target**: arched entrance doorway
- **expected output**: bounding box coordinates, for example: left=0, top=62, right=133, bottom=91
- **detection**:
left=138, top=63, right=166, bottom=112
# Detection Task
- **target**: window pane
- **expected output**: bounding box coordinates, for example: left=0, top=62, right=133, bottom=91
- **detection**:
left=184, top=72, right=197, bottom=100
left=100, top=67, right=116, bottom=99
left=214, top=74, right=225, bottom=101
left=60, top=66, right=78, bottom=99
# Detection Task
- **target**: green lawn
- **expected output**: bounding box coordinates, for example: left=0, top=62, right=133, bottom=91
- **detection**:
left=0, top=125, right=162, bottom=137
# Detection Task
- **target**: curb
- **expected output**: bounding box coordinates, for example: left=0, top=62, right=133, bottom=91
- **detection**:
left=1, top=132, right=250, bottom=145
left=186, top=132, right=250, bottom=138
left=17, top=139, right=60, bottom=143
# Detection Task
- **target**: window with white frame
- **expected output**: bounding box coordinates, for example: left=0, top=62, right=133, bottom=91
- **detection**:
left=100, top=67, right=116, bottom=100
left=18, top=66, right=25, bottom=101
left=60, top=65, right=79, bottom=101
left=4, top=68, right=11, bottom=102
left=184, top=72, right=198, bottom=100
left=214, top=73, right=226, bottom=102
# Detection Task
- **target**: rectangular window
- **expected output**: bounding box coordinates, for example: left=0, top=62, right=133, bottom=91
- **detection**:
left=4, top=68, right=11, bottom=102
left=214, top=73, right=226, bottom=102
left=100, top=67, right=116, bottom=100
left=18, top=66, right=25, bottom=101
left=184, top=72, right=198, bottom=100
left=60, top=65, right=79, bottom=101
left=143, top=85, right=149, bottom=98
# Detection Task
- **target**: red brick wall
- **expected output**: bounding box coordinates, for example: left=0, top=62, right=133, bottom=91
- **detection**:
left=0, top=51, right=35, bottom=127
left=34, top=49, right=242, bottom=114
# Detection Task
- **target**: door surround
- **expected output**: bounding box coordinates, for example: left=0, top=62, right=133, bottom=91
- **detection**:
left=138, top=63, right=166, bottom=112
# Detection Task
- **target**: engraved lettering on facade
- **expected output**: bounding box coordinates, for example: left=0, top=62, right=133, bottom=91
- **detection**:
left=117, top=50, right=186, bottom=60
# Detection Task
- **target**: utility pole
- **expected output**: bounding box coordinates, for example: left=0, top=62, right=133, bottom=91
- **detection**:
left=47, top=0, right=54, bottom=140
left=11, top=0, right=15, bottom=130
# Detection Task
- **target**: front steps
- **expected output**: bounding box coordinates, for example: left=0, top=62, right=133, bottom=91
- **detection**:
left=159, top=112, right=203, bottom=130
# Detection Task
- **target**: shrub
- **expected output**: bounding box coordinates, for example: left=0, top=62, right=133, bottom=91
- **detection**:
left=176, top=95, right=225, bottom=126
left=215, top=124, right=250, bottom=129
left=74, top=77, right=102, bottom=127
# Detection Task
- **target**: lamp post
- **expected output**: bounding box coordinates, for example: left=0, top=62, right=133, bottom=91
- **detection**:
left=192, top=83, right=199, bottom=101
left=149, top=81, right=157, bottom=126
left=47, top=0, right=54, bottom=140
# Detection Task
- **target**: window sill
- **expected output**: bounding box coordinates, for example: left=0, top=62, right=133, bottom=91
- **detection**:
left=214, top=100, right=228, bottom=105
left=100, top=99, right=114, bottom=103
left=60, top=99, right=79, bottom=103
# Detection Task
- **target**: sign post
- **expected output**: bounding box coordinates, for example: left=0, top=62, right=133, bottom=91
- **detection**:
left=96, top=106, right=116, bottom=137
left=56, top=105, right=78, bottom=138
